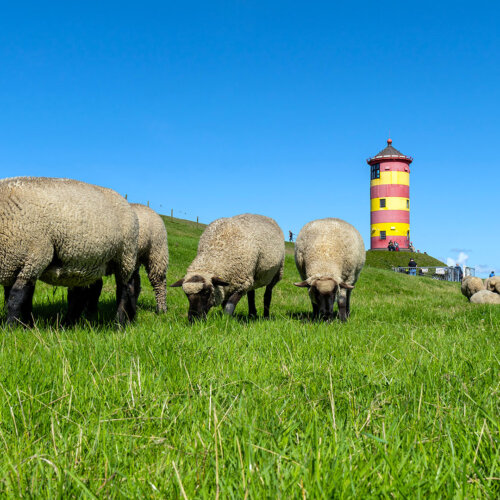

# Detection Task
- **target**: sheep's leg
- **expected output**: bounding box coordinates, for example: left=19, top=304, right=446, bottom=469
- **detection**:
left=116, top=275, right=137, bottom=325
left=85, top=280, right=103, bottom=316
left=148, top=272, right=168, bottom=314
left=65, top=287, right=88, bottom=325
left=3, top=286, right=12, bottom=308
left=263, top=287, right=273, bottom=318
left=346, top=289, right=352, bottom=319
left=263, top=271, right=281, bottom=318
left=6, top=282, right=35, bottom=327
left=224, top=291, right=244, bottom=316
left=115, top=280, right=128, bottom=325
left=337, top=289, right=348, bottom=322
left=133, top=269, right=142, bottom=302
left=312, top=302, right=319, bottom=318
left=247, top=290, right=257, bottom=318
left=128, top=270, right=139, bottom=318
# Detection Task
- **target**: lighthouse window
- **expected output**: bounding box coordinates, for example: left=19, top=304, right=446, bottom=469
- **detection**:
left=380, top=231, right=386, bottom=240
left=371, top=163, right=380, bottom=179
left=380, top=198, right=386, bottom=208
left=406, top=199, right=409, bottom=208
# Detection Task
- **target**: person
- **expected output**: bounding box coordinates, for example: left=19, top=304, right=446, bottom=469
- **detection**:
left=289, top=230, right=294, bottom=242
left=409, top=241, right=415, bottom=253
left=408, top=258, right=417, bottom=276
left=490, top=271, right=495, bottom=278
left=395, top=241, right=400, bottom=251
left=454, top=263, right=463, bottom=282
left=388, top=240, right=394, bottom=251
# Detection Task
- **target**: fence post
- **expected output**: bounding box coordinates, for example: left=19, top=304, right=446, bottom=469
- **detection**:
left=171, top=209, right=173, bottom=219
left=147, top=200, right=149, bottom=207
left=125, top=194, right=127, bottom=200
left=196, top=216, right=199, bottom=227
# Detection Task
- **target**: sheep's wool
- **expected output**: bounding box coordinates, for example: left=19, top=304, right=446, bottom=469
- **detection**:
left=470, top=290, right=500, bottom=304
left=0, top=176, right=138, bottom=288
left=131, top=203, right=169, bottom=312
left=183, top=281, right=205, bottom=295
left=183, top=213, right=285, bottom=307
left=315, top=279, right=336, bottom=294
left=461, top=276, right=484, bottom=299
left=294, top=218, right=365, bottom=315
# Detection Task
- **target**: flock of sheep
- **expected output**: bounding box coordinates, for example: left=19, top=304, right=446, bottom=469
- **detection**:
left=2, top=176, right=494, bottom=328
left=0, top=177, right=365, bottom=326
left=461, top=275, right=500, bottom=304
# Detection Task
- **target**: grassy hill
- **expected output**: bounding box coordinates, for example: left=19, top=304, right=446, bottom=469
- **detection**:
left=0, top=217, right=498, bottom=497
left=365, top=249, right=446, bottom=269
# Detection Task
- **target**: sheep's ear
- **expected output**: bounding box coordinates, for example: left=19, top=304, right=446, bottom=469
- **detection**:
left=170, top=279, right=185, bottom=287
left=339, top=282, right=354, bottom=289
left=212, top=277, right=230, bottom=287
left=294, top=281, right=310, bottom=288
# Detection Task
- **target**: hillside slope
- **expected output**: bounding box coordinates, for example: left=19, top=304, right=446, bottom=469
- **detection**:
left=0, top=216, right=498, bottom=498
left=365, top=249, right=446, bottom=269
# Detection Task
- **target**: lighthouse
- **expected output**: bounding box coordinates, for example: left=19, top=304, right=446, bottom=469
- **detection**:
left=367, top=139, right=413, bottom=250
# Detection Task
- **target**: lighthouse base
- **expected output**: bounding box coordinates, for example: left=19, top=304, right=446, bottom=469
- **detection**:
left=369, top=247, right=411, bottom=252
left=371, top=236, right=409, bottom=250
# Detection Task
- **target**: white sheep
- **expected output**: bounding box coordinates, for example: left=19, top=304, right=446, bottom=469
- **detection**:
left=81, top=203, right=169, bottom=314
left=0, top=177, right=139, bottom=326
left=484, top=276, right=500, bottom=295
left=294, top=218, right=365, bottom=321
left=460, top=276, right=485, bottom=301
left=171, top=213, right=284, bottom=321
left=470, top=290, right=500, bottom=304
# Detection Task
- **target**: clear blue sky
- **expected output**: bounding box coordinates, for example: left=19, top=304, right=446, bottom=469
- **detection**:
left=1, top=1, right=498, bottom=276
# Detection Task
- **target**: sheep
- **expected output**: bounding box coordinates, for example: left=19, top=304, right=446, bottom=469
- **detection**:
left=79, top=203, right=169, bottom=314
left=470, top=290, right=500, bottom=304
left=460, top=276, right=485, bottom=301
left=0, top=177, right=139, bottom=326
left=294, top=218, right=365, bottom=321
left=484, top=276, right=500, bottom=295
left=170, top=213, right=284, bottom=321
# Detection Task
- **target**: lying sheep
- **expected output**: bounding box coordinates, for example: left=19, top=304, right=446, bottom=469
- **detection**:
left=484, top=276, right=500, bottom=295
left=171, top=213, right=284, bottom=321
left=0, top=177, right=139, bottom=326
left=470, top=290, right=500, bottom=304
left=460, top=276, right=484, bottom=301
left=80, top=204, right=169, bottom=314
left=294, top=218, right=365, bottom=321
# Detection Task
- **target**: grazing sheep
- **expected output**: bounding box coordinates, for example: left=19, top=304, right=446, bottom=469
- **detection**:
left=0, top=177, right=139, bottom=326
left=460, top=276, right=485, bottom=301
left=470, top=290, right=500, bottom=304
left=294, top=218, right=365, bottom=321
left=81, top=204, right=169, bottom=314
left=484, top=276, right=500, bottom=295
left=170, top=213, right=284, bottom=321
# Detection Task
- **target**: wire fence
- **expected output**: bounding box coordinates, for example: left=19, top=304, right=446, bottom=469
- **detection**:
left=393, top=266, right=475, bottom=282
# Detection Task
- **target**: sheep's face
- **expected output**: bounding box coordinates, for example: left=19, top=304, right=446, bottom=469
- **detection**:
left=294, top=277, right=353, bottom=321
left=170, top=275, right=229, bottom=322
left=309, top=278, right=338, bottom=320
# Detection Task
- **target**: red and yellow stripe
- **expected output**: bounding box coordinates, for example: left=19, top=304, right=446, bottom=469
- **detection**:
left=370, top=164, right=411, bottom=249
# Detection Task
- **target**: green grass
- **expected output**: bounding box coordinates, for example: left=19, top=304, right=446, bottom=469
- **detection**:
left=365, top=249, right=446, bottom=270
left=0, top=218, right=499, bottom=498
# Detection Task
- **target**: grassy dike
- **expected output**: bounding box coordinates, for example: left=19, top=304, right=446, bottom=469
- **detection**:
left=0, top=217, right=498, bottom=497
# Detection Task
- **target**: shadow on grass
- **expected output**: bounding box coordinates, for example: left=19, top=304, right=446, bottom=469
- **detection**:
left=286, top=310, right=340, bottom=323
left=0, top=297, right=122, bottom=330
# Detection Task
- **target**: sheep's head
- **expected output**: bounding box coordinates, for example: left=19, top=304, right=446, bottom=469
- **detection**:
left=170, top=274, right=229, bottom=322
left=294, top=277, right=353, bottom=320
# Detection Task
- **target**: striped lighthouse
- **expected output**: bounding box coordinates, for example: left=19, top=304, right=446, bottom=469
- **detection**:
left=367, top=139, right=413, bottom=250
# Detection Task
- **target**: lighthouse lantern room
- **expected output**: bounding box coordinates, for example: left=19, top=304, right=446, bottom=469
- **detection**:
left=367, top=139, right=413, bottom=250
